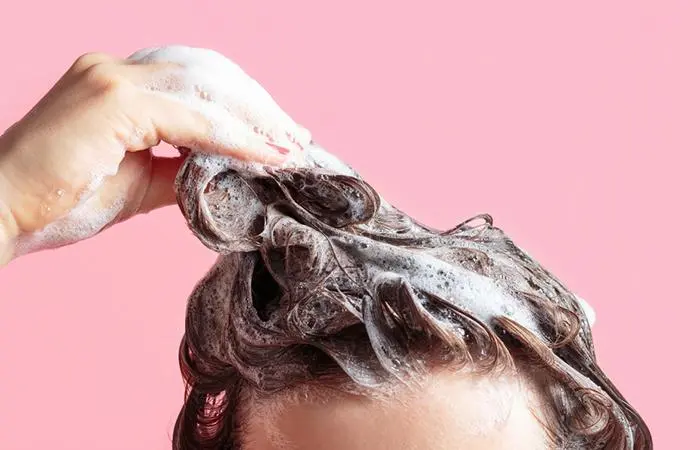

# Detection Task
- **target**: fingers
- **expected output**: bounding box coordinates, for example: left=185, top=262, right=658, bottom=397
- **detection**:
left=119, top=57, right=288, bottom=163
left=77, top=152, right=181, bottom=224
left=131, top=90, right=287, bottom=164
left=137, top=155, right=185, bottom=214
left=122, top=46, right=310, bottom=164
left=77, top=48, right=304, bottom=165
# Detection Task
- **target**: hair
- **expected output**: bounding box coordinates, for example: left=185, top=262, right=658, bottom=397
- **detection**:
left=171, top=146, right=652, bottom=450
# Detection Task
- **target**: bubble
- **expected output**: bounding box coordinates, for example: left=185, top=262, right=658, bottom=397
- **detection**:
left=127, top=46, right=312, bottom=162
left=16, top=194, right=125, bottom=256
left=502, top=304, right=515, bottom=316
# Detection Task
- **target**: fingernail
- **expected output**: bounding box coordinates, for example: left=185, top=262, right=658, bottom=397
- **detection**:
left=267, top=142, right=290, bottom=155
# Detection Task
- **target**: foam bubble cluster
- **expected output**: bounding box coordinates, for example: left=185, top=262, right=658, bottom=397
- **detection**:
left=15, top=173, right=126, bottom=257
left=128, top=46, right=312, bottom=163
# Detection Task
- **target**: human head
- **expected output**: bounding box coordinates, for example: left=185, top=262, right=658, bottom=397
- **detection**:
left=172, top=146, right=651, bottom=449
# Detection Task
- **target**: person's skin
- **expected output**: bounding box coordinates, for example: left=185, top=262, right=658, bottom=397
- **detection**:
left=0, top=50, right=300, bottom=264
left=245, top=371, right=551, bottom=450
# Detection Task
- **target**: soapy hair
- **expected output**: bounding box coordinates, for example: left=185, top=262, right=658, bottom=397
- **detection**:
left=171, top=148, right=652, bottom=450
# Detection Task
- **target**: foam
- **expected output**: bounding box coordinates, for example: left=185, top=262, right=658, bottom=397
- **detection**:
left=127, top=46, right=312, bottom=165
left=574, top=295, right=596, bottom=326
left=15, top=188, right=125, bottom=256
left=357, top=242, right=540, bottom=334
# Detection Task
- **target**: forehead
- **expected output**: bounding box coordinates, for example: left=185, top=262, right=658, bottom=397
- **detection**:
left=243, top=372, right=550, bottom=450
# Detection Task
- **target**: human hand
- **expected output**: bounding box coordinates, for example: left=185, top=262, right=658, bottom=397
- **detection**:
left=0, top=46, right=311, bottom=264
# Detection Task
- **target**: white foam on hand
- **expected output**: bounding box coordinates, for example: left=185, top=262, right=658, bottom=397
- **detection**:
left=128, top=46, right=312, bottom=165
left=16, top=191, right=126, bottom=256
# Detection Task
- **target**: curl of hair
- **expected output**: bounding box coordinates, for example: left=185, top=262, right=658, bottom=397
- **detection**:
left=172, top=148, right=652, bottom=449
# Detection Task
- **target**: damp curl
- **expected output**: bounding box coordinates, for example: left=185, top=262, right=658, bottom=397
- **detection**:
left=171, top=146, right=652, bottom=449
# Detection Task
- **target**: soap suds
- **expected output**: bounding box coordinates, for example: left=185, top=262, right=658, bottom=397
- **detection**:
left=128, top=46, right=312, bottom=164
left=15, top=188, right=125, bottom=256
left=575, top=295, right=596, bottom=326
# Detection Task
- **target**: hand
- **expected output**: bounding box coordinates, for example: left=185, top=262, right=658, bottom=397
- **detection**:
left=0, top=47, right=311, bottom=264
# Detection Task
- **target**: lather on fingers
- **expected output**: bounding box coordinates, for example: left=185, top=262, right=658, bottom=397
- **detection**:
left=126, top=46, right=312, bottom=163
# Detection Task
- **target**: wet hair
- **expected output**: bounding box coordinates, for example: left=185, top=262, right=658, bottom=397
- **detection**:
left=171, top=147, right=652, bottom=449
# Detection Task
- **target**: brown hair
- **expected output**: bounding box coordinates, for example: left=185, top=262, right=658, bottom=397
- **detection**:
left=172, top=147, right=652, bottom=449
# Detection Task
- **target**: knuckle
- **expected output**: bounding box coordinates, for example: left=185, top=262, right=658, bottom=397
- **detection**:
left=82, top=62, right=124, bottom=93
left=71, top=52, right=111, bottom=72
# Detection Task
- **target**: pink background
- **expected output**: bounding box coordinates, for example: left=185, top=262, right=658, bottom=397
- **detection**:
left=0, top=1, right=694, bottom=448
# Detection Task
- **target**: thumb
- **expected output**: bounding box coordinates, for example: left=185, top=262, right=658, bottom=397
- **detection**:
left=138, top=155, right=187, bottom=214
